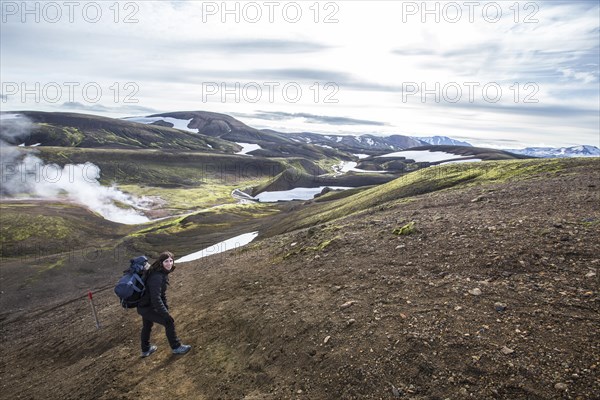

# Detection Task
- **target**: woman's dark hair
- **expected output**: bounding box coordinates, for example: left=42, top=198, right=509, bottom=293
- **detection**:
left=149, top=251, right=175, bottom=273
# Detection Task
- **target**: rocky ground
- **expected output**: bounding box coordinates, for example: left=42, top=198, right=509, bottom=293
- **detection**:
left=1, top=159, right=598, bottom=399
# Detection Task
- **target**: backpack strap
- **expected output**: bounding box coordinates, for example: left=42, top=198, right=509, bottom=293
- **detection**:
left=131, top=273, right=145, bottom=292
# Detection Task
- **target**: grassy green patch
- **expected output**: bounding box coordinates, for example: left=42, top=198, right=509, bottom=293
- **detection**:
left=59, top=127, right=85, bottom=146
left=0, top=213, right=73, bottom=243
left=283, top=237, right=338, bottom=259
left=392, top=221, right=416, bottom=235
left=120, top=183, right=261, bottom=212
left=39, top=259, right=66, bottom=272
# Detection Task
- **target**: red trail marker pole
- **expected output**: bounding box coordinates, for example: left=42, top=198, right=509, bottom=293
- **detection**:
left=88, top=290, right=101, bottom=329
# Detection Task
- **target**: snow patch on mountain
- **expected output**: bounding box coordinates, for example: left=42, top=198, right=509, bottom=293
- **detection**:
left=376, top=150, right=474, bottom=163
left=235, top=142, right=262, bottom=156
left=123, top=116, right=196, bottom=132
left=178, top=231, right=259, bottom=263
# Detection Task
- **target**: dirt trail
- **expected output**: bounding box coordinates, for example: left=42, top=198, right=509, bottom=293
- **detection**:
left=1, top=160, right=599, bottom=399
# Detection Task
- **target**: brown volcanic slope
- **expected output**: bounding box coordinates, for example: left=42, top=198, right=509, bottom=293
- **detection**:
left=1, top=158, right=599, bottom=400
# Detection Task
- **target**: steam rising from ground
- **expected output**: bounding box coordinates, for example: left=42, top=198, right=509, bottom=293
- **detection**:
left=0, top=113, right=150, bottom=224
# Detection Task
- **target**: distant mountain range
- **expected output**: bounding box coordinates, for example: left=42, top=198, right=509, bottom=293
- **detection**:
left=505, top=145, right=600, bottom=158
left=416, top=136, right=473, bottom=147
left=133, top=112, right=598, bottom=158
left=282, top=131, right=424, bottom=154
left=2, top=110, right=597, bottom=160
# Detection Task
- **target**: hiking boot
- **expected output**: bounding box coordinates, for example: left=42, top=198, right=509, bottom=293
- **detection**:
left=172, top=344, right=191, bottom=355
left=141, top=345, right=157, bottom=358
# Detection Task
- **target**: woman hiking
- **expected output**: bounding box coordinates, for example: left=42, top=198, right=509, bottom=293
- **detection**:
left=137, top=251, right=191, bottom=357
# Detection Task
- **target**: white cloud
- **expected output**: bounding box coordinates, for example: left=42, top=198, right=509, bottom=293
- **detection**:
left=1, top=0, right=598, bottom=147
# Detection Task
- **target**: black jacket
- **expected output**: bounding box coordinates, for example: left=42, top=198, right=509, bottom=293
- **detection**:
left=137, top=268, right=171, bottom=318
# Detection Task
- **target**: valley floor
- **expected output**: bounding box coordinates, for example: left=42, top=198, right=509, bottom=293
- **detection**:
left=1, top=159, right=599, bottom=399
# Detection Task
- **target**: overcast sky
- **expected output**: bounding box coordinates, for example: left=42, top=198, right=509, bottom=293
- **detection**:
left=1, top=0, right=599, bottom=148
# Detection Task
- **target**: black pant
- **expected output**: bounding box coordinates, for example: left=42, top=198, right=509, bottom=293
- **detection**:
left=137, top=306, right=181, bottom=351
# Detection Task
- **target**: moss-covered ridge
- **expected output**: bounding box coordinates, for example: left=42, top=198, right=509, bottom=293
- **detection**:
left=268, top=158, right=595, bottom=235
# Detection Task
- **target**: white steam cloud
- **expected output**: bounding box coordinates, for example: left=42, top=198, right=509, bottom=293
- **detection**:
left=0, top=113, right=150, bottom=225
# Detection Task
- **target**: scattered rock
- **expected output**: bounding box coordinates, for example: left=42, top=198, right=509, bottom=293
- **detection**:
left=323, top=336, right=331, bottom=344
left=494, top=302, right=507, bottom=312
left=340, top=300, right=357, bottom=309
left=585, top=271, right=596, bottom=278
left=346, top=319, right=356, bottom=327
left=500, top=346, right=515, bottom=355
left=391, top=384, right=402, bottom=398
left=554, top=382, right=568, bottom=391
left=468, top=288, right=482, bottom=296
left=471, top=195, right=486, bottom=203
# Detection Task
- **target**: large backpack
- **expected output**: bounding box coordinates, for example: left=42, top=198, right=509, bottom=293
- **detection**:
left=114, top=256, right=149, bottom=308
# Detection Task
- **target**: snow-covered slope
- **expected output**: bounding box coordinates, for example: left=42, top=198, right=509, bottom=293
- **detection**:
left=376, top=149, right=478, bottom=163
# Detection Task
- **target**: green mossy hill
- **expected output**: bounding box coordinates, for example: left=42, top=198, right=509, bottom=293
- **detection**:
left=356, top=145, right=530, bottom=172
left=313, top=186, right=375, bottom=202
left=34, top=147, right=287, bottom=187
left=409, top=144, right=532, bottom=161
left=0, top=202, right=127, bottom=258
left=16, top=110, right=353, bottom=161
left=267, top=158, right=597, bottom=235
left=20, top=111, right=237, bottom=152
left=252, top=167, right=398, bottom=195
